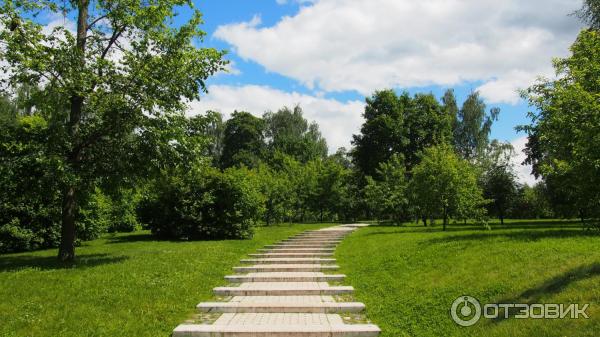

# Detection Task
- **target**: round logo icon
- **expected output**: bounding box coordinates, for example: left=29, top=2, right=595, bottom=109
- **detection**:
left=451, top=295, right=482, bottom=326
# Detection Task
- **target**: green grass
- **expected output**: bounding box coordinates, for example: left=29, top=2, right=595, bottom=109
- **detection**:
left=336, top=219, right=600, bottom=337
left=0, top=223, right=331, bottom=337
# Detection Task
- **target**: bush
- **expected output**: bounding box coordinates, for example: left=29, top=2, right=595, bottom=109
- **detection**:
left=140, top=166, right=265, bottom=240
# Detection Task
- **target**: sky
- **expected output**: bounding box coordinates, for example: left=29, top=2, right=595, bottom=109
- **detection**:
left=182, top=0, right=585, bottom=185
left=30, top=0, right=584, bottom=185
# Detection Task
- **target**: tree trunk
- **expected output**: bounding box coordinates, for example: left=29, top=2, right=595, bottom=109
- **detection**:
left=422, top=216, right=427, bottom=227
left=499, top=212, right=504, bottom=225
left=58, top=1, right=89, bottom=262
left=59, top=186, right=77, bottom=262
left=443, top=207, right=448, bottom=231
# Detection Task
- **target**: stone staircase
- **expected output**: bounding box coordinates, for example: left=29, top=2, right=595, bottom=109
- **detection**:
left=172, top=223, right=380, bottom=337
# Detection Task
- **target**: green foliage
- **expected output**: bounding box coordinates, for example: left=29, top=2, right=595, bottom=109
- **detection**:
left=0, top=114, right=62, bottom=253
left=574, top=0, right=600, bottom=30
left=352, top=89, right=455, bottom=178
left=364, top=154, right=408, bottom=224
left=454, top=91, right=499, bottom=161
left=220, top=111, right=266, bottom=169
left=410, top=144, right=487, bottom=229
left=352, top=90, right=407, bottom=177
left=263, top=105, right=328, bottom=163
left=510, top=183, right=554, bottom=219
left=141, top=166, right=265, bottom=240
left=519, top=29, right=600, bottom=221
left=0, top=0, right=226, bottom=260
left=480, top=141, right=519, bottom=224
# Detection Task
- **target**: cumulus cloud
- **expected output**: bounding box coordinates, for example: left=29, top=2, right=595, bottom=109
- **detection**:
left=215, top=0, right=581, bottom=104
left=511, top=136, right=539, bottom=186
left=189, top=84, right=365, bottom=151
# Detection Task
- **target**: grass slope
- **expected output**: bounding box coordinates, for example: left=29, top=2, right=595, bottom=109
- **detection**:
left=0, top=223, right=330, bottom=337
left=336, top=220, right=600, bottom=337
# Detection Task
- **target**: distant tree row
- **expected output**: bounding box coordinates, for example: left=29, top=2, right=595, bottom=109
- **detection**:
left=1, top=0, right=598, bottom=260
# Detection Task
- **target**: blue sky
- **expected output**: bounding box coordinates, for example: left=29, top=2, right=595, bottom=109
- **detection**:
left=181, top=0, right=584, bottom=184
left=33, top=0, right=583, bottom=184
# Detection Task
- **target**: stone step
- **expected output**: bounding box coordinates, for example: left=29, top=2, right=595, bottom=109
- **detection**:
left=291, top=234, right=347, bottom=238
left=213, top=282, right=353, bottom=296
left=225, top=272, right=345, bottom=282
left=234, top=264, right=340, bottom=272
left=197, top=300, right=365, bottom=313
left=248, top=253, right=333, bottom=258
left=282, top=238, right=342, bottom=242
left=174, top=314, right=380, bottom=337
left=265, top=244, right=337, bottom=249
left=257, top=248, right=335, bottom=253
left=240, top=258, right=337, bottom=265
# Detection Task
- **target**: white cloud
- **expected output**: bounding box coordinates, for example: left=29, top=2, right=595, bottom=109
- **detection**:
left=215, top=0, right=582, bottom=104
left=511, top=136, right=539, bottom=186
left=189, top=84, right=365, bottom=151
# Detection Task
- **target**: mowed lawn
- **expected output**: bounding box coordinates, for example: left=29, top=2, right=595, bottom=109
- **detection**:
left=336, top=220, right=600, bottom=337
left=0, top=223, right=330, bottom=337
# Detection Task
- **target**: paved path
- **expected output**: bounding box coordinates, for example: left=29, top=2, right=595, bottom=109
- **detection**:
left=173, top=223, right=380, bottom=337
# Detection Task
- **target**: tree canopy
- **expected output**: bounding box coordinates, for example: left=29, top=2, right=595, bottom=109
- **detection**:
left=0, top=0, right=226, bottom=261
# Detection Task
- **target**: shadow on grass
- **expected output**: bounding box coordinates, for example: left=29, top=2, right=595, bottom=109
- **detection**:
left=106, top=232, right=158, bottom=244
left=425, top=227, right=596, bottom=244
left=0, top=253, right=128, bottom=272
left=360, top=221, right=590, bottom=242
left=489, top=263, right=600, bottom=323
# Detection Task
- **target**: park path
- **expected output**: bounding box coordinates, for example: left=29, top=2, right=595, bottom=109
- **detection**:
left=173, top=223, right=380, bottom=337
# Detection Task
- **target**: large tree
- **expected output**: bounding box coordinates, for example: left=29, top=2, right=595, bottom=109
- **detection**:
left=410, top=144, right=487, bottom=230
left=364, top=154, right=408, bottom=224
left=404, top=93, right=453, bottom=169
left=0, top=0, right=225, bottom=261
left=575, top=0, right=600, bottom=30
left=263, top=105, right=327, bottom=163
left=220, top=111, right=266, bottom=169
left=480, top=141, right=519, bottom=225
left=519, top=29, right=600, bottom=223
left=351, top=90, right=408, bottom=177
left=454, top=92, right=499, bottom=161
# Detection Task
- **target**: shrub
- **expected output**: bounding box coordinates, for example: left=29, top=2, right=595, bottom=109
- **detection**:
left=141, top=166, right=265, bottom=240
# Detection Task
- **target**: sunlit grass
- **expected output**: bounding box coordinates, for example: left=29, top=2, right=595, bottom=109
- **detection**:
left=0, top=223, right=331, bottom=337
left=336, top=219, right=600, bottom=337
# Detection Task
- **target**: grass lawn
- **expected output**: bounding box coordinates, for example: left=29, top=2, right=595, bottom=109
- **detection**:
left=0, top=223, right=331, bottom=337
left=336, top=219, right=600, bottom=337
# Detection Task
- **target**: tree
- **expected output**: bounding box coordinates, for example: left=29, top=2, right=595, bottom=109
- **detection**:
left=442, top=89, right=459, bottom=139
left=410, top=144, right=487, bottom=230
left=352, top=90, right=408, bottom=177
left=263, top=105, right=328, bottom=163
left=364, top=154, right=408, bottom=224
left=256, top=162, right=294, bottom=225
left=454, top=92, right=499, bottom=161
left=519, top=29, right=600, bottom=225
left=574, top=0, right=600, bottom=30
left=200, top=110, right=225, bottom=165
left=0, top=1, right=225, bottom=261
left=404, top=93, right=453, bottom=169
left=510, top=183, right=554, bottom=219
left=479, top=141, right=519, bottom=225
left=220, top=111, right=266, bottom=169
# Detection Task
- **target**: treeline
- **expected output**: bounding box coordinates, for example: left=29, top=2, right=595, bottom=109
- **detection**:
left=0, top=86, right=552, bottom=254
left=1, top=0, right=599, bottom=260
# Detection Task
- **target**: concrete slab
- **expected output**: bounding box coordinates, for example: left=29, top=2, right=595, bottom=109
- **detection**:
left=233, top=264, right=340, bottom=273
left=240, top=258, right=337, bottom=265
left=225, top=272, right=345, bottom=282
